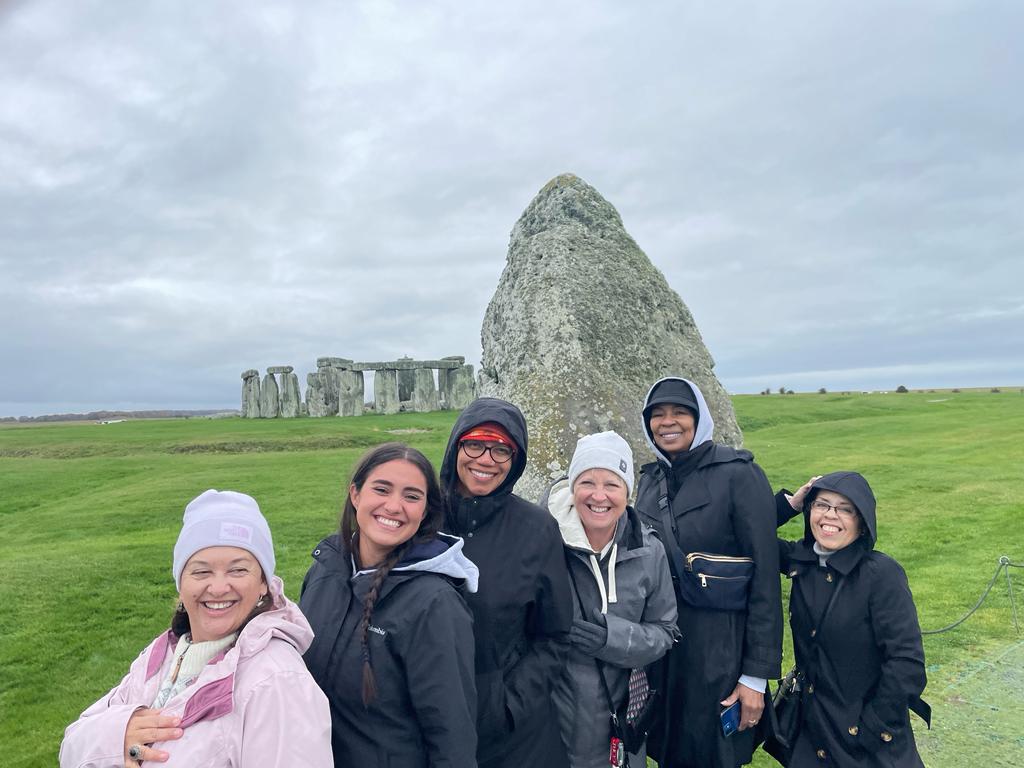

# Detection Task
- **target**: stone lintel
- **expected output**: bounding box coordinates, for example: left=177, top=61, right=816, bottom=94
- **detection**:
left=241, top=369, right=259, bottom=379
left=353, top=359, right=462, bottom=371
left=316, top=357, right=354, bottom=369
left=266, top=365, right=294, bottom=374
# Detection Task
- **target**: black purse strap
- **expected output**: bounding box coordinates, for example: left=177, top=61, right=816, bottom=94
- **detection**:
left=652, top=467, right=688, bottom=593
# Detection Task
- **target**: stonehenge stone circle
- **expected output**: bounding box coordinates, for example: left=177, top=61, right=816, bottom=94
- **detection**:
left=478, top=173, right=742, bottom=500
left=242, top=357, right=473, bottom=418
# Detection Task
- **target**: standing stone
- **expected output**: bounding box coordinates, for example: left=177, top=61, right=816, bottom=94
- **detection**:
left=338, top=370, right=365, bottom=417
left=374, top=369, right=400, bottom=415
left=397, top=357, right=416, bottom=402
left=411, top=368, right=439, bottom=412
left=260, top=372, right=280, bottom=419
left=477, top=173, right=743, bottom=500
left=447, top=364, right=476, bottom=410
left=306, top=372, right=330, bottom=417
left=323, top=367, right=342, bottom=415
left=241, top=370, right=261, bottom=418
left=280, top=372, right=301, bottom=418
left=438, top=356, right=464, bottom=409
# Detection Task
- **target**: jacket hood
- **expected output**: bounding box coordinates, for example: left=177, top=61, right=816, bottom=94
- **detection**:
left=234, top=575, right=315, bottom=658
left=391, top=532, right=480, bottom=592
left=441, top=397, right=529, bottom=497
left=803, top=471, right=878, bottom=548
left=546, top=477, right=600, bottom=552
left=642, top=377, right=715, bottom=464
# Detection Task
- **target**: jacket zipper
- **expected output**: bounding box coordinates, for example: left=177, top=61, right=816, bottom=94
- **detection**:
left=697, top=572, right=749, bottom=587
left=686, top=551, right=754, bottom=566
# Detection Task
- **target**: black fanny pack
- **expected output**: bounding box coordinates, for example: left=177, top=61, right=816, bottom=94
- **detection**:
left=678, top=551, right=753, bottom=611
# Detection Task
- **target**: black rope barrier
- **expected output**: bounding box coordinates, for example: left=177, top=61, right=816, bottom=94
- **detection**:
left=922, top=556, right=1022, bottom=635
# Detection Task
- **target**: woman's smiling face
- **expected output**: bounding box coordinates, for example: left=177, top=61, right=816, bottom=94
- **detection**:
left=809, top=490, right=862, bottom=552
left=648, top=404, right=696, bottom=458
left=178, top=546, right=266, bottom=642
left=573, top=468, right=629, bottom=551
left=351, top=459, right=428, bottom=567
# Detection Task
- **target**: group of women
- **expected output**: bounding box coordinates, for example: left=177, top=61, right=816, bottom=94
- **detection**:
left=60, top=378, right=929, bottom=768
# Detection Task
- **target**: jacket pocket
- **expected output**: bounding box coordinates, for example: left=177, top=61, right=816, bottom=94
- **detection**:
left=678, top=552, right=754, bottom=611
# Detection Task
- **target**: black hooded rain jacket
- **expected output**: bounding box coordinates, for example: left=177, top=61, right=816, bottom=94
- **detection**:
left=774, top=472, right=928, bottom=767
left=440, top=397, right=573, bottom=768
left=635, top=377, right=783, bottom=768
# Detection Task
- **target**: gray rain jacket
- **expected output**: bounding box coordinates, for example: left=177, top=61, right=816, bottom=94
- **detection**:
left=544, top=478, right=678, bottom=768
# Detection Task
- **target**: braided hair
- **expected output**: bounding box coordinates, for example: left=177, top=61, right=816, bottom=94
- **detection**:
left=339, top=442, right=444, bottom=706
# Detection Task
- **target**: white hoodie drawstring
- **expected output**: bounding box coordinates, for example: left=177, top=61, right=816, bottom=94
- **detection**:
left=607, top=543, right=618, bottom=606
left=588, top=543, right=619, bottom=615
left=588, top=554, right=608, bottom=614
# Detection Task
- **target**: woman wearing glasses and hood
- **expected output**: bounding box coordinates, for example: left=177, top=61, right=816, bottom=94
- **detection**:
left=771, top=472, right=928, bottom=767
left=440, top=397, right=574, bottom=768
left=634, top=377, right=782, bottom=768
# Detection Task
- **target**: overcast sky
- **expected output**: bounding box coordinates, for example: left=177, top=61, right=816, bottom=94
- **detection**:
left=2, top=1, right=1021, bottom=416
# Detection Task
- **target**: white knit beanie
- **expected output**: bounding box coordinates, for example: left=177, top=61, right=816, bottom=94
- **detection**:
left=172, top=490, right=275, bottom=589
left=568, top=431, right=635, bottom=496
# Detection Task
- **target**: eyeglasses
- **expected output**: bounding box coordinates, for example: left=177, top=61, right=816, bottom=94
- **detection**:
left=810, top=499, right=857, bottom=518
left=460, top=440, right=515, bottom=463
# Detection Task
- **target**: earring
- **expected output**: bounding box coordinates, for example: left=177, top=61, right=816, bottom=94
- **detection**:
left=176, top=600, right=186, bottom=613
left=256, top=594, right=267, bottom=607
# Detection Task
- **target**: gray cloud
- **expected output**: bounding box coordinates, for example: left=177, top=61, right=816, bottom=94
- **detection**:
left=1, top=0, right=1022, bottom=415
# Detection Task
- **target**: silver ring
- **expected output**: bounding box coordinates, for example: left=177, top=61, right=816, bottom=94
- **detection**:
left=748, top=719, right=759, bottom=725
left=128, top=744, right=143, bottom=760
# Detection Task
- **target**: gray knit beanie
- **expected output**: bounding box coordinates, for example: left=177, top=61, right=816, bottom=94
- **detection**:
left=568, top=431, right=635, bottom=496
left=172, top=490, right=275, bottom=589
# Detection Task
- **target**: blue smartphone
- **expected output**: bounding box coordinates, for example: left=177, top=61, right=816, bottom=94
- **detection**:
left=720, top=700, right=741, bottom=737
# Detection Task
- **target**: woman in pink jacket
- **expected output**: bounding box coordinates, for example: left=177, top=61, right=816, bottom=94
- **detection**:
left=60, top=489, right=333, bottom=768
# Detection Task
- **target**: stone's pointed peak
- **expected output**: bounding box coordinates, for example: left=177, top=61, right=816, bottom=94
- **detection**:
left=515, top=173, right=624, bottom=240
left=539, top=172, right=584, bottom=194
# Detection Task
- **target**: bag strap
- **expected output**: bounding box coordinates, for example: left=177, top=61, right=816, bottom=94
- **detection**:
left=652, top=467, right=689, bottom=592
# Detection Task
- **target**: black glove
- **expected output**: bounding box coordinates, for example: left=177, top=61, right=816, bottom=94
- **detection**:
left=569, top=616, right=608, bottom=654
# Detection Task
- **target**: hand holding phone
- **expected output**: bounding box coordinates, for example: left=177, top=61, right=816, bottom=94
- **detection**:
left=720, top=700, right=741, bottom=737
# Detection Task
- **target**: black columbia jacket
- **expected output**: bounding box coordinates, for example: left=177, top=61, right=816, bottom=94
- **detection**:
left=300, top=534, right=478, bottom=768
left=440, top=397, right=573, bottom=768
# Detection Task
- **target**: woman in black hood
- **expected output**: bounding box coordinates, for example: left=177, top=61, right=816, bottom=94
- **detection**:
left=440, top=397, right=573, bottom=768
left=772, top=472, right=929, bottom=767
left=634, top=377, right=782, bottom=768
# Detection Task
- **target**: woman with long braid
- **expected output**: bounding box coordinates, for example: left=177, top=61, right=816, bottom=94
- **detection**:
left=300, top=443, right=480, bottom=767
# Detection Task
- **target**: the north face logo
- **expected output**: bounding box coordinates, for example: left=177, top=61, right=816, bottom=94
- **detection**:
left=619, top=460, right=627, bottom=472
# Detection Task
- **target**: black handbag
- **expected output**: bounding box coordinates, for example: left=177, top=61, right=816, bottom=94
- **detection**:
left=623, top=666, right=659, bottom=752
left=653, top=471, right=753, bottom=611
left=763, top=667, right=803, bottom=764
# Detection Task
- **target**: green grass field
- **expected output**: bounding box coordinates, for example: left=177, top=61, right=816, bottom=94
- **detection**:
left=2, top=392, right=1022, bottom=767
